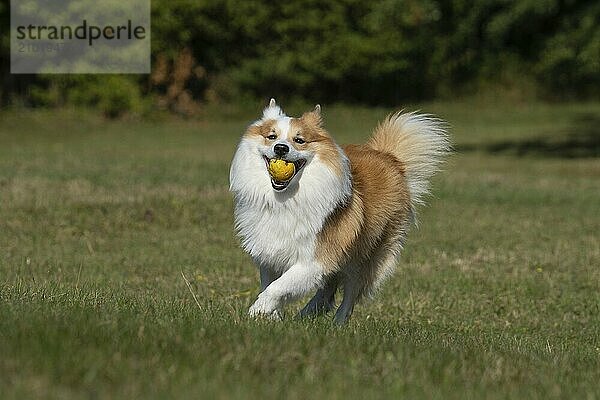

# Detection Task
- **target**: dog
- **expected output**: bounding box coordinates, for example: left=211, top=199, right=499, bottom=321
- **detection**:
left=229, top=99, right=450, bottom=324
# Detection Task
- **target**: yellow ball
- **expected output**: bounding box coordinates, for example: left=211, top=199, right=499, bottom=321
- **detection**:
left=268, top=159, right=295, bottom=181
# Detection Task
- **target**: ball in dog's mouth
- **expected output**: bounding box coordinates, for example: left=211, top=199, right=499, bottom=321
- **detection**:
left=264, top=156, right=306, bottom=191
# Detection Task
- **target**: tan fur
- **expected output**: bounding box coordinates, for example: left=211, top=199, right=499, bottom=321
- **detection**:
left=368, top=112, right=450, bottom=205
left=315, top=145, right=412, bottom=294
left=293, top=111, right=345, bottom=177
left=314, top=111, right=449, bottom=305
left=245, top=119, right=277, bottom=143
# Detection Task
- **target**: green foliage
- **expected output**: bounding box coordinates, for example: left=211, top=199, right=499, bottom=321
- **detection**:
left=66, top=76, right=145, bottom=118
left=1, top=0, right=599, bottom=110
left=534, top=1, right=600, bottom=98
left=27, top=76, right=145, bottom=117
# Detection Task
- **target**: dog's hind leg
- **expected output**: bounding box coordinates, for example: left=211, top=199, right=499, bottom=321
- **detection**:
left=298, top=274, right=339, bottom=318
left=333, top=277, right=362, bottom=325
left=333, top=237, right=403, bottom=325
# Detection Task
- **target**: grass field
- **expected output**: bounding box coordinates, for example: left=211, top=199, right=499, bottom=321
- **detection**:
left=1, top=101, right=599, bottom=399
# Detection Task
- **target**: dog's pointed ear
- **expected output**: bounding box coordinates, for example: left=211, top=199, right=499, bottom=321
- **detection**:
left=301, top=104, right=323, bottom=127
left=262, top=98, right=283, bottom=120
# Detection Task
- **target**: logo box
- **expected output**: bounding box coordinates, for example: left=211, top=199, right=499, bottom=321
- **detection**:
left=11, top=0, right=151, bottom=74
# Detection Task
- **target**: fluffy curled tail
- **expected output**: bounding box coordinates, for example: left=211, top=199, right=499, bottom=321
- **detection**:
left=368, top=111, right=451, bottom=209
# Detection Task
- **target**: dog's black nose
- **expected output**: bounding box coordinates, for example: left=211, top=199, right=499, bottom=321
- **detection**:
left=274, top=143, right=290, bottom=156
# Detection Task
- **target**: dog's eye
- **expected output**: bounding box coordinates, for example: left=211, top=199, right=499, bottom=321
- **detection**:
left=294, top=137, right=305, bottom=144
left=267, top=134, right=277, bottom=140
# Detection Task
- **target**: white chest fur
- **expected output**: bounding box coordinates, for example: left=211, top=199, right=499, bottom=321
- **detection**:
left=230, top=138, right=351, bottom=273
left=234, top=200, right=323, bottom=272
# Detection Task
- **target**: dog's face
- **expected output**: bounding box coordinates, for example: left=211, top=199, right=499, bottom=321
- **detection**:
left=237, top=99, right=338, bottom=192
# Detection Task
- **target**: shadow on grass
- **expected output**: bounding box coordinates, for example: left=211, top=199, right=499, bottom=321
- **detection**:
left=459, top=113, right=600, bottom=158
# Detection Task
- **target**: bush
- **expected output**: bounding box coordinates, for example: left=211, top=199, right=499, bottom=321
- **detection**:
left=26, top=76, right=144, bottom=118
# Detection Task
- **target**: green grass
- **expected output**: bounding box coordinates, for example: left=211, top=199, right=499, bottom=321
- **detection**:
left=1, top=102, right=599, bottom=399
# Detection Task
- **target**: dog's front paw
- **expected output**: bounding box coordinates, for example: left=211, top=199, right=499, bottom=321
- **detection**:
left=248, top=294, right=282, bottom=320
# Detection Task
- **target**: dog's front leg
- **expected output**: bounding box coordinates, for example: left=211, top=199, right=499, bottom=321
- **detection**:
left=249, top=261, right=324, bottom=319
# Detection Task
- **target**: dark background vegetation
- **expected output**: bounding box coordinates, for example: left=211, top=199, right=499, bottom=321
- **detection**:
left=1, top=0, right=599, bottom=117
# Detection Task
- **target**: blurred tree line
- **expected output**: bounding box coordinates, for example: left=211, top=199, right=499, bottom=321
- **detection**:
left=1, top=0, right=598, bottom=116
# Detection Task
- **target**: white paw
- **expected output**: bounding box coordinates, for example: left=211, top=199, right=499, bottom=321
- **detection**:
left=248, top=294, right=282, bottom=320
